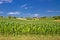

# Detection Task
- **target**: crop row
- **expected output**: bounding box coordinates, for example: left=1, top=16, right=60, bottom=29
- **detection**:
left=0, top=19, right=60, bottom=36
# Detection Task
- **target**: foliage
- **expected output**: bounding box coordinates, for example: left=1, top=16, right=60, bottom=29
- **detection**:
left=53, top=16, right=60, bottom=20
left=7, top=16, right=16, bottom=19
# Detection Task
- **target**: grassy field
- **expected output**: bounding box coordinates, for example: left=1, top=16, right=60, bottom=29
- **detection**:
left=0, top=18, right=60, bottom=40
left=0, top=35, right=60, bottom=40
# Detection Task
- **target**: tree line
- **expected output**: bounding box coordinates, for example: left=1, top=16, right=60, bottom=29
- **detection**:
left=0, top=16, right=60, bottom=20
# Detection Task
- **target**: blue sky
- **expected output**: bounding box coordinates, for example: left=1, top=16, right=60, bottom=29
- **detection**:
left=0, top=0, right=60, bottom=17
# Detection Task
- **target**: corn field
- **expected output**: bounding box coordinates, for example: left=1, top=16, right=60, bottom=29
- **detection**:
left=0, top=19, right=60, bottom=36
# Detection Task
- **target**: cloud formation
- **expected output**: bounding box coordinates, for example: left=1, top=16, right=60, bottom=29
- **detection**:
left=20, top=4, right=28, bottom=9
left=34, top=14, right=39, bottom=17
left=0, top=0, right=13, bottom=4
left=48, top=10, right=60, bottom=12
left=0, top=12, right=3, bottom=14
left=21, top=4, right=27, bottom=8
left=20, top=4, right=32, bottom=9
left=0, top=2, right=3, bottom=4
left=39, top=0, right=53, bottom=1
left=8, top=12, right=20, bottom=15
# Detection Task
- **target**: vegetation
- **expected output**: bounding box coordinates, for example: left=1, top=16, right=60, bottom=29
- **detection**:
left=0, top=35, right=60, bottom=40
left=0, top=16, right=60, bottom=36
left=52, top=16, right=60, bottom=20
left=0, top=16, right=60, bottom=40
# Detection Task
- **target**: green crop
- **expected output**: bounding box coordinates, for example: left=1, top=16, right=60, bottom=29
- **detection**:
left=0, top=19, right=60, bottom=36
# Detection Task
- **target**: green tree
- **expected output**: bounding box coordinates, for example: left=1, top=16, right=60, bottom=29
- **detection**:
left=26, top=17, right=32, bottom=20
left=8, top=16, right=16, bottom=19
left=53, top=16, right=60, bottom=20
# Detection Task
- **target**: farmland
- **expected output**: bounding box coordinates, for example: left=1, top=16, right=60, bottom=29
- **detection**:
left=0, top=18, right=60, bottom=40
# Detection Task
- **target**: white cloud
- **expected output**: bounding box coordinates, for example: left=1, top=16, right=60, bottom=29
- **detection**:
left=0, top=12, right=3, bottom=13
left=21, top=4, right=27, bottom=8
left=47, top=10, right=60, bottom=12
left=20, top=4, right=32, bottom=9
left=24, top=7, right=28, bottom=9
left=39, top=0, right=53, bottom=1
left=34, top=14, right=39, bottom=17
left=0, top=2, right=3, bottom=4
left=48, top=10, right=54, bottom=12
left=8, top=12, right=20, bottom=15
left=0, top=0, right=13, bottom=4
left=20, top=4, right=28, bottom=9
